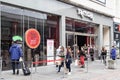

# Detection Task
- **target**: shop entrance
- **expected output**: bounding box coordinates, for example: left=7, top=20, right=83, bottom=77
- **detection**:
left=77, top=35, right=87, bottom=50
left=66, top=34, right=86, bottom=48
left=66, top=18, right=98, bottom=60
left=66, top=33, right=94, bottom=59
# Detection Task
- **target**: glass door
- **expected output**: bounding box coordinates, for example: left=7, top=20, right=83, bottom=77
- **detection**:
left=66, top=33, right=74, bottom=48
left=66, top=33, right=78, bottom=60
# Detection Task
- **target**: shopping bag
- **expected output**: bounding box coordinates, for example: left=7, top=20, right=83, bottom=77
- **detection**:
left=75, top=59, right=78, bottom=66
left=19, top=57, right=23, bottom=62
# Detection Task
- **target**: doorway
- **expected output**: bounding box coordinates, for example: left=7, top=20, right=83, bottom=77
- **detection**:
left=77, top=35, right=87, bottom=50
left=66, top=33, right=89, bottom=59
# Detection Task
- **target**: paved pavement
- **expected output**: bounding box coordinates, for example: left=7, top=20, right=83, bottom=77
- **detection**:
left=0, top=59, right=120, bottom=80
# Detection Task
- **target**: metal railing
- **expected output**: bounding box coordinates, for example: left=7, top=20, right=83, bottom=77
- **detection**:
left=0, top=57, right=2, bottom=74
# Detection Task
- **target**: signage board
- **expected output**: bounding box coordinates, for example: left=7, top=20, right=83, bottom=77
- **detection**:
left=25, top=28, right=41, bottom=49
left=47, top=39, right=54, bottom=65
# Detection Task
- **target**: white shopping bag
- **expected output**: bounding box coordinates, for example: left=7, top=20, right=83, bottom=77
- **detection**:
left=75, top=59, right=78, bottom=66
left=19, top=57, right=23, bottom=62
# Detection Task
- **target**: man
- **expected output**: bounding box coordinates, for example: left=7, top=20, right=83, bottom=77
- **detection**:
left=9, top=40, right=23, bottom=75
left=110, top=46, right=116, bottom=60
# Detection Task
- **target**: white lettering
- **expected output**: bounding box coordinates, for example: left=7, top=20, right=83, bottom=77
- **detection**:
left=77, top=8, right=93, bottom=20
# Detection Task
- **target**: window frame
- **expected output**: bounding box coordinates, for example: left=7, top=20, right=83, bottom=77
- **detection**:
left=90, top=0, right=106, bottom=5
left=97, top=0, right=106, bottom=4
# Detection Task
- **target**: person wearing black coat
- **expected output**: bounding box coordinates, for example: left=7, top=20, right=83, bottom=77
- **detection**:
left=101, top=47, right=107, bottom=65
left=65, top=47, right=72, bottom=75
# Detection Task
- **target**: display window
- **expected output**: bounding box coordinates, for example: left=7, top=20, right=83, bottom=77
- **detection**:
left=0, top=4, right=59, bottom=70
left=66, top=18, right=98, bottom=59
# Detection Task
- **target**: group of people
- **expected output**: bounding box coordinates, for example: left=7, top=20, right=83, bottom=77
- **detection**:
left=55, top=45, right=95, bottom=74
left=55, top=44, right=117, bottom=74
left=56, top=46, right=72, bottom=75
left=75, top=45, right=95, bottom=68
left=101, top=45, right=117, bottom=65
left=9, top=40, right=117, bottom=75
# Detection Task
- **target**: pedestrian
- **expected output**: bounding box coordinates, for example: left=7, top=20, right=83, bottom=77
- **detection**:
left=110, top=46, right=116, bottom=60
left=75, top=49, right=80, bottom=66
left=56, top=46, right=61, bottom=67
left=89, top=46, right=94, bottom=61
left=9, top=40, right=23, bottom=75
left=101, top=46, right=107, bottom=65
left=57, top=46, right=65, bottom=73
left=65, top=47, right=72, bottom=75
left=79, top=47, right=86, bottom=68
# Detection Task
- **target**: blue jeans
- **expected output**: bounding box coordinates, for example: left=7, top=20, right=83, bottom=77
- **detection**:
left=66, top=61, right=71, bottom=72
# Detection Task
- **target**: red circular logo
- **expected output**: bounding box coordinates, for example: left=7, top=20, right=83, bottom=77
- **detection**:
left=25, top=28, right=41, bottom=49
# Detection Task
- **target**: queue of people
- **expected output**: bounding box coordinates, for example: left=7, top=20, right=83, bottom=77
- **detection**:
left=55, top=44, right=118, bottom=75
left=55, top=45, right=96, bottom=75
left=8, top=40, right=117, bottom=76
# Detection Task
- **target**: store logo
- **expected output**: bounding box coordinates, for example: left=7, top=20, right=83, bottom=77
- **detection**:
left=77, top=8, right=93, bottom=20
left=25, top=28, right=41, bottom=49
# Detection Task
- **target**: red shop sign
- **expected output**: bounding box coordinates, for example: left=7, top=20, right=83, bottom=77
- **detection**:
left=25, top=28, right=41, bottom=49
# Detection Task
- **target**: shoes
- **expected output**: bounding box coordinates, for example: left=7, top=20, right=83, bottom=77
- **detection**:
left=13, top=70, right=19, bottom=75
left=17, top=70, right=19, bottom=75
left=56, top=65, right=58, bottom=67
left=81, top=65, right=85, bottom=68
left=57, top=71, right=60, bottom=73
left=68, top=72, right=71, bottom=75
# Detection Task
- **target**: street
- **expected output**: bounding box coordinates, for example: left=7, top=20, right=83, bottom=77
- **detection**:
left=0, top=59, right=120, bottom=80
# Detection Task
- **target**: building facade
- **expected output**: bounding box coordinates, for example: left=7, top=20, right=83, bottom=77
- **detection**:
left=0, top=0, right=115, bottom=70
left=113, top=0, right=120, bottom=58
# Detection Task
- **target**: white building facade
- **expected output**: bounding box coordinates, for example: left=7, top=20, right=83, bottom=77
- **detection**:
left=0, top=0, right=116, bottom=70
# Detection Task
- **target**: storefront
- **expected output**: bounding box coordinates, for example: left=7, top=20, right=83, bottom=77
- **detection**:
left=0, top=3, right=60, bottom=70
left=65, top=17, right=99, bottom=59
left=64, top=7, right=113, bottom=59
left=114, top=22, right=120, bottom=58
left=0, top=0, right=113, bottom=70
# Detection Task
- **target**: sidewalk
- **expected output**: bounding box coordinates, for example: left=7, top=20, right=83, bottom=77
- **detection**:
left=0, top=59, right=120, bottom=80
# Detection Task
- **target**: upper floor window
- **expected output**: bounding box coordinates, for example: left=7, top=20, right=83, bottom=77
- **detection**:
left=90, top=0, right=106, bottom=5
left=97, top=0, right=106, bottom=4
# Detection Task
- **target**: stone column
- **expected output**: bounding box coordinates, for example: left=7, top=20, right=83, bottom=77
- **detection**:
left=59, top=15, right=66, bottom=47
left=98, top=24, right=103, bottom=53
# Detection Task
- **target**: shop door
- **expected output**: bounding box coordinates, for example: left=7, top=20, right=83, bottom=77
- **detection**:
left=66, top=33, right=79, bottom=60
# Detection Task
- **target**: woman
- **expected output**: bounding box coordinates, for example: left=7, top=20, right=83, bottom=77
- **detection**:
left=101, top=47, right=107, bottom=65
left=79, top=47, right=86, bottom=68
left=57, top=46, right=65, bottom=72
left=65, top=47, right=72, bottom=75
